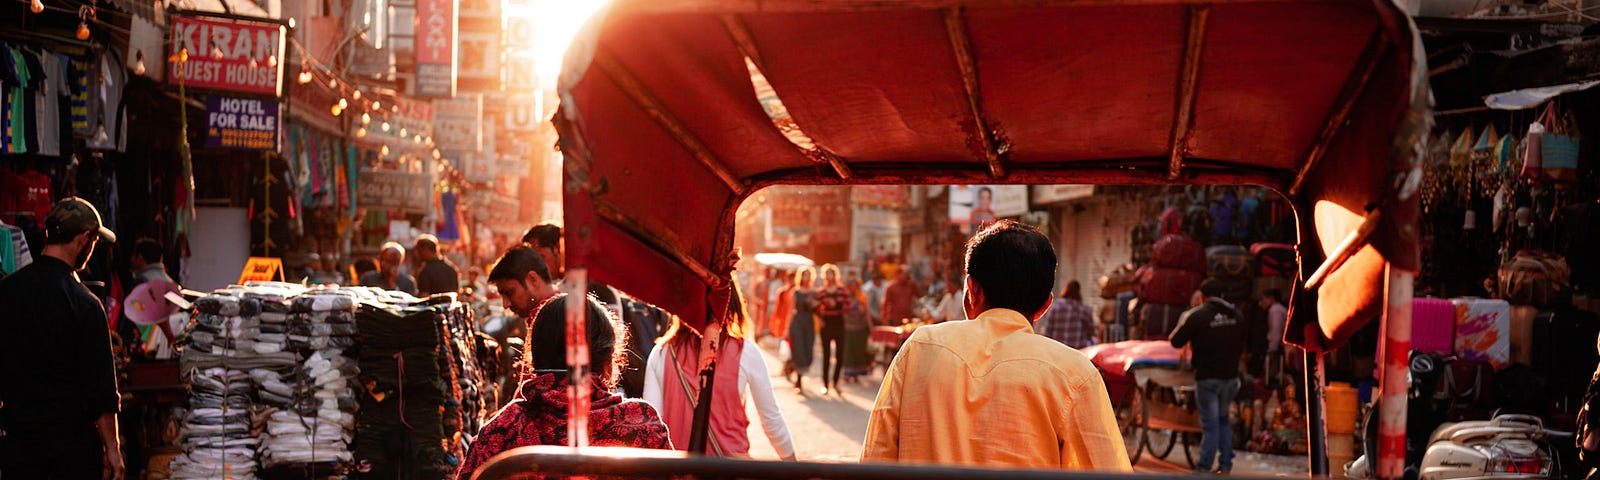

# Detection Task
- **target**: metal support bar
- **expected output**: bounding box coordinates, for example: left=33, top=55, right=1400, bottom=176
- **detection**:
left=1305, top=350, right=1329, bottom=476
left=592, top=199, right=725, bottom=289
left=720, top=14, right=854, bottom=180
left=1376, top=266, right=1414, bottom=480
left=1289, top=31, right=1389, bottom=196
left=562, top=268, right=592, bottom=448
left=594, top=50, right=749, bottom=196
left=944, top=7, right=1006, bottom=179
left=1167, top=4, right=1210, bottom=180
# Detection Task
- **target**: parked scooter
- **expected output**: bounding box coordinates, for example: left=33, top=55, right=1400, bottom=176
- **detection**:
left=1348, top=351, right=1458, bottom=480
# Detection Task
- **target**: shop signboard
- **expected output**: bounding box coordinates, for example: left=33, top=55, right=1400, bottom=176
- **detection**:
left=433, top=95, right=482, bottom=152
left=238, top=257, right=284, bottom=284
left=357, top=170, right=431, bottom=213
left=851, top=185, right=907, bottom=208
left=168, top=15, right=286, bottom=96
left=504, top=94, right=542, bottom=133
left=1032, top=185, right=1096, bottom=205
left=415, top=0, right=457, bottom=97
left=205, top=96, right=279, bottom=150
left=949, top=185, right=1028, bottom=233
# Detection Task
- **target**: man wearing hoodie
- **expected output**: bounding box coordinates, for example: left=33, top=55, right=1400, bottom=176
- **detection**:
left=1170, top=279, right=1245, bottom=474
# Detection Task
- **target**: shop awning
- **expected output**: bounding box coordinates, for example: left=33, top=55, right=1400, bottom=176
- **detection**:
left=556, top=0, right=1431, bottom=352
left=1484, top=80, right=1600, bottom=110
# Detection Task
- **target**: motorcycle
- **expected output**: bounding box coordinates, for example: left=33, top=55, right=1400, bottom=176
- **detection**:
left=1346, top=351, right=1575, bottom=480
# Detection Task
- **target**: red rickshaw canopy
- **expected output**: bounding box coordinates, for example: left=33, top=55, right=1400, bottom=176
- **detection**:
left=555, top=0, right=1431, bottom=352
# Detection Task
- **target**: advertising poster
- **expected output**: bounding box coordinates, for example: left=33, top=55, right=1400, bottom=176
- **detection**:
left=205, top=96, right=279, bottom=150
left=168, top=15, right=286, bottom=96
left=948, top=185, right=1028, bottom=234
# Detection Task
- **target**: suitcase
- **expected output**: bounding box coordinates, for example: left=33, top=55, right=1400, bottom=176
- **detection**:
left=1452, top=298, right=1512, bottom=370
left=1207, top=245, right=1255, bottom=278
left=1411, top=298, right=1455, bottom=355
left=1499, top=250, right=1573, bottom=308
left=1251, top=243, right=1298, bottom=278
left=1141, top=303, right=1187, bottom=340
left=1152, top=234, right=1206, bottom=272
left=1140, top=267, right=1204, bottom=307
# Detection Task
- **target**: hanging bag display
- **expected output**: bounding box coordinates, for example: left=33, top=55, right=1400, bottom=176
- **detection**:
left=1521, top=116, right=1544, bottom=181
left=1540, top=101, right=1581, bottom=183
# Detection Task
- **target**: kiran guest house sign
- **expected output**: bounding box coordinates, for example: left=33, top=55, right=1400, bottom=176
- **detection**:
left=168, top=15, right=286, bottom=96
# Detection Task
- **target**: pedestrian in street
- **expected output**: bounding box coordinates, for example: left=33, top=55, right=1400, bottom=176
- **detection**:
left=1169, top=280, right=1245, bottom=475
left=1038, top=281, right=1097, bottom=349
left=880, top=269, right=917, bottom=325
left=304, top=253, right=346, bottom=285
left=456, top=294, right=672, bottom=480
left=129, top=237, right=173, bottom=286
left=787, top=267, right=817, bottom=394
left=351, top=257, right=378, bottom=286
left=643, top=288, right=796, bottom=460
left=862, top=220, right=1130, bottom=470
left=931, top=276, right=964, bottom=323
left=413, top=234, right=461, bottom=296
left=1259, top=289, right=1289, bottom=388
left=842, top=276, right=873, bottom=384
left=360, top=242, right=418, bottom=295
left=814, top=264, right=851, bottom=396
left=0, top=197, right=125, bottom=480
left=862, top=272, right=885, bottom=324
left=487, top=246, right=560, bottom=318
left=522, top=223, right=564, bottom=281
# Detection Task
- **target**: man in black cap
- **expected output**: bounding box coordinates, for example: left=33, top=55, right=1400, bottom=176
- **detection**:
left=1170, top=279, right=1244, bottom=475
left=0, top=197, right=125, bottom=480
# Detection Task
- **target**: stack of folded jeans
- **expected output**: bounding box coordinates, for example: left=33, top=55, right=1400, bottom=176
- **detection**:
left=352, top=303, right=467, bottom=479
left=168, top=367, right=260, bottom=480
left=258, top=291, right=361, bottom=467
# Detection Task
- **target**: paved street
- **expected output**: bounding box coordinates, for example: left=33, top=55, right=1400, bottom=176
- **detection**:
left=738, top=338, right=1306, bottom=476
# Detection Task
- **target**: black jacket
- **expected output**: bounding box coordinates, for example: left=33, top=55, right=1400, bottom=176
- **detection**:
left=1169, top=298, right=1244, bottom=380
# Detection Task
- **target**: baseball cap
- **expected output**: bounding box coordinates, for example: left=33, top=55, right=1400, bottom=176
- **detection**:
left=47, top=197, right=117, bottom=243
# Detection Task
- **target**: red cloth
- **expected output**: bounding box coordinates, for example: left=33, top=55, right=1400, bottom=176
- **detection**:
left=660, top=336, right=749, bottom=456
left=1080, top=340, right=1184, bottom=378
left=456, top=373, right=672, bottom=480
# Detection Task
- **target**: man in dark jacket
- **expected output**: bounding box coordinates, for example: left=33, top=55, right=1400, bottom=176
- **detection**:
left=413, top=234, right=460, bottom=296
left=1170, top=279, right=1244, bottom=474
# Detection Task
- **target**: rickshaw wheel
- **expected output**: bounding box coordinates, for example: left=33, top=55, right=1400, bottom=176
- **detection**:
left=1180, top=431, right=1199, bottom=469
left=1144, top=387, right=1178, bottom=459
left=1122, top=384, right=1145, bottom=464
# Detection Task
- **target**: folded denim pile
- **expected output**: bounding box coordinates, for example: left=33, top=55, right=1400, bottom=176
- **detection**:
left=258, top=290, right=360, bottom=467
left=352, top=296, right=482, bottom=480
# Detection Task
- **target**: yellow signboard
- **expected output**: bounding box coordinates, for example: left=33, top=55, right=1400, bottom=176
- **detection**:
left=238, top=257, right=284, bottom=284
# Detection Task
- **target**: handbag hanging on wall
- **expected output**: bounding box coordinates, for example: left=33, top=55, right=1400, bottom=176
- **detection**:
left=1540, top=100, right=1581, bottom=184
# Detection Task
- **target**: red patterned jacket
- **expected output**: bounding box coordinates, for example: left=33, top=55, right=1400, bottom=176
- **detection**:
left=456, top=373, right=673, bottom=480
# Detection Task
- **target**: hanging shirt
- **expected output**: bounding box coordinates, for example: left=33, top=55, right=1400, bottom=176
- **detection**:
left=4, top=46, right=30, bottom=154
left=33, top=51, right=62, bottom=157
left=3, top=223, right=30, bottom=271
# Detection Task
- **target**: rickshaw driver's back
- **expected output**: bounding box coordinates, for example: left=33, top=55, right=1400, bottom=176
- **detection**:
left=862, top=220, right=1132, bottom=471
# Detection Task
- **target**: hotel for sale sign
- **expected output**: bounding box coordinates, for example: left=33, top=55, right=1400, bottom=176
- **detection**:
left=168, top=15, right=286, bottom=96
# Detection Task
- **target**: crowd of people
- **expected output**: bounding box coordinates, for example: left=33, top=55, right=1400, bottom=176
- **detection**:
left=3, top=201, right=1147, bottom=479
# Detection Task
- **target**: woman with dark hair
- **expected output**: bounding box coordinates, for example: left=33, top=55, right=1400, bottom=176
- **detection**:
left=787, top=267, right=818, bottom=393
left=456, top=294, right=672, bottom=480
left=643, top=285, right=795, bottom=460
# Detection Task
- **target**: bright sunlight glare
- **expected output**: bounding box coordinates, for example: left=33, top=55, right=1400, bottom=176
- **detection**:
left=515, top=0, right=606, bottom=85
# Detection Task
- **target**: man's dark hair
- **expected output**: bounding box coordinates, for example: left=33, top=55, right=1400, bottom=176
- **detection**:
left=964, top=220, right=1055, bottom=316
left=489, top=246, right=553, bottom=284
left=523, top=224, right=562, bottom=248
left=353, top=257, right=379, bottom=276
left=1262, top=289, right=1284, bottom=304
left=1062, top=280, right=1082, bottom=302
left=526, top=293, right=624, bottom=387
left=1200, top=279, right=1225, bottom=298
left=134, top=238, right=163, bottom=264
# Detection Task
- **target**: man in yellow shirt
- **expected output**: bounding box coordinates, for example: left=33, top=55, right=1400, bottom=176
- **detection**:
left=862, top=220, right=1131, bottom=471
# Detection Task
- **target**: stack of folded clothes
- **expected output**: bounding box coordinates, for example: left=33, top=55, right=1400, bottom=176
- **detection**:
left=258, top=290, right=360, bottom=467
left=171, top=291, right=274, bottom=480
left=352, top=301, right=468, bottom=479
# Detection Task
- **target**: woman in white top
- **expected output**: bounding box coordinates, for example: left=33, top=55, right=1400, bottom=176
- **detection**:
left=643, top=288, right=796, bottom=460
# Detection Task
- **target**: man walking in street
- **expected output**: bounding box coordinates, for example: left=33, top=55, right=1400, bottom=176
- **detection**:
left=879, top=270, right=916, bottom=325
left=360, top=242, right=418, bottom=295
left=0, top=197, right=125, bottom=480
left=1170, top=280, right=1245, bottom=475
left=1038, top=280, right=1096, bottom=349
left=413, top=234, right=461, bottom=296
left=488, top=246, right=560, bottom=318
left=863, top=220, right=1130, bottom=470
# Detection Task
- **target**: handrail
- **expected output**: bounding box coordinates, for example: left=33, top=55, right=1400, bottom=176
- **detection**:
left=471, top=446, right=1267, bottom=480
